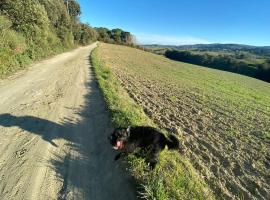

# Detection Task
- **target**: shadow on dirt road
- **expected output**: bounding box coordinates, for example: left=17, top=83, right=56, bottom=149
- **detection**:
left=0, top=57, right=137, bottom=200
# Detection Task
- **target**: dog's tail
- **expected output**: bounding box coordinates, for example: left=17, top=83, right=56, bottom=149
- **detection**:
left=166, top=134, right=179, bottom=149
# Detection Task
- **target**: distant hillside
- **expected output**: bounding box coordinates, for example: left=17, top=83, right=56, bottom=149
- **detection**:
left=143, top=43, right=270, bottom=57
left=143, top=43, right=270, bottom=82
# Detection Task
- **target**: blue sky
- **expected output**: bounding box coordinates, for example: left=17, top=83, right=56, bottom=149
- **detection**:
left=78, top=0, right=270, bottom=46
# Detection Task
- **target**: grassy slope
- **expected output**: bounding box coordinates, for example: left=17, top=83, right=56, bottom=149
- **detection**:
left=94, top=43, right=270, bottom=199
left=91, top=45, right=214, bottom=200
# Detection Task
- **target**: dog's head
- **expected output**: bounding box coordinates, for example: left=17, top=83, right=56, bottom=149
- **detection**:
left=108, top=126, right=131, bottom=150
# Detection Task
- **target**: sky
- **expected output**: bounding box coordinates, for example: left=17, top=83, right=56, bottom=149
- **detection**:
left=77, top=0, right=270, bottom=46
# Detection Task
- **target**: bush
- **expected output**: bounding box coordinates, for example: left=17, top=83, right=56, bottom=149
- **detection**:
left=0, top=15, right=26, bottom=52
left=0, top=15, right=29, bottom=77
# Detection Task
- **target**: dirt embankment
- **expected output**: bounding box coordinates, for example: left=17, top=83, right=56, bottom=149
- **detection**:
left=0, top=43, right=136, bottom=200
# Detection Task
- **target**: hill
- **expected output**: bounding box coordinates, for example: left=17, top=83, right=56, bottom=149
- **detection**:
left=143, top=43, right=270, bottom=82
left=143, top=43, right=270, bottom=56
left=93, top=43, right=270, bottom=199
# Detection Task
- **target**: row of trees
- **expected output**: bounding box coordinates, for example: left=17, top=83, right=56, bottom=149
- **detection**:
left=0, top=0, right=134, bottom=77
left=95, top=27, right=134, bottom=45
left=165, top=50, right=270, bottom=82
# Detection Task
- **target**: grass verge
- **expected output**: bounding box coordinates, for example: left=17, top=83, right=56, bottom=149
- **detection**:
left=91, top=45, right=214, bottom=200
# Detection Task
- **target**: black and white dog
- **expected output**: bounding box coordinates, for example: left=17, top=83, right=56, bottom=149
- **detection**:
left=108, top=126, right=179, bottom=169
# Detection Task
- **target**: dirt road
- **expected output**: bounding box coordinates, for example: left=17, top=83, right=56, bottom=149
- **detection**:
left=0, top=43, right=136, bottom=200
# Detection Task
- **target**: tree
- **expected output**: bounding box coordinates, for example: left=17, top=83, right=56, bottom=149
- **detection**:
left=65, top=0, right=81, bottom=19
left=121, top=31, right=133, bottom=44
left=79, top=23, right=98, bottom=45
left=96, top=27, right=110, bottom=42
left=111, top=28, right=122, bottom=43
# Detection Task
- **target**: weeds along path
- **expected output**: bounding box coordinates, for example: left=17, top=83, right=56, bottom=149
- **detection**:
left=96, top=43, right=270, bottom=200
left=0, top=43, right=136, bottom=200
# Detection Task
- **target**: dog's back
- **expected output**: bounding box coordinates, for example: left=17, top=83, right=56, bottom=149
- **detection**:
left=128, top=126, right=178, bottom=149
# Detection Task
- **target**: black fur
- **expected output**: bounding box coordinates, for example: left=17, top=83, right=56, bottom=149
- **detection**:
left=108, top=126, right=179, bottom=169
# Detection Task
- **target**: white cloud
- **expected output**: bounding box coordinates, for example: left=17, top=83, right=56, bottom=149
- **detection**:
left=134, top=33, right=210, bottom=45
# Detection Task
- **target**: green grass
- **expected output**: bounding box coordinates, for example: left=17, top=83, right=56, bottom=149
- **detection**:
left=91, top=47, right=152, bottom=127
left=91, top=45, right=214, bottom=200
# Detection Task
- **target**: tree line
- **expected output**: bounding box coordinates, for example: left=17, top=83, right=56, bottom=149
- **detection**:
left=0, top=0, right=134, bottom=77
left=165, top=50, right=270, bottom=82
left=95, top=27, right=133, bottom=45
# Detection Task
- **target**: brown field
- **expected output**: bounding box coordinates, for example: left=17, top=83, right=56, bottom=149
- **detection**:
left=96, top=43, right=270, bottom=199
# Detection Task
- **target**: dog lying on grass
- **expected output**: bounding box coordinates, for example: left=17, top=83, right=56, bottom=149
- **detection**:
left=108, top=126, right=180, bottom=169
